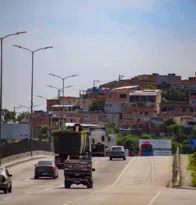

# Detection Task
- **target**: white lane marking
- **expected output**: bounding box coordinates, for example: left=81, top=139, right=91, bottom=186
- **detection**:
left=112, top=157, right=135, bottom=187
left=147, top=192, right=161, bottom=205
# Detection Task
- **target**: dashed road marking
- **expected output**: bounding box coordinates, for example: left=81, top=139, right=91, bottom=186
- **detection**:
left=112, top=158, right=135, bottom=187
left=147, top=192, right=161, bottom=205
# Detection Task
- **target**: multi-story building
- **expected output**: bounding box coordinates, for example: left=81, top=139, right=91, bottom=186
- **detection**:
left=182, top=77, right=196, bottom=90
left=159, top=103, right=194, bottom=117
left=122, top=89, right=161, bottom=129
left=99, top=73, right=182, bottom=90
left=79, top=90, right=105, bottom=110
left=104, top=86, right=139, bottom=123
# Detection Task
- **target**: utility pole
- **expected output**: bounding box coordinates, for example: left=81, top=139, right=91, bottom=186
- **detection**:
left=93, top=80, right=100, bottom=88
left=119, top=74, right=124, bottom=81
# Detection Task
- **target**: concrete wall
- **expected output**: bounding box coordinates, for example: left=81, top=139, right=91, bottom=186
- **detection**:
left=104, top=102, right=122, bottom=113
left=2, top=124, right=30, bottom=139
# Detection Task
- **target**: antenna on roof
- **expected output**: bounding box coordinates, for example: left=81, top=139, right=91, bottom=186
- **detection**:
left=119, top=74, right=124, bottom=81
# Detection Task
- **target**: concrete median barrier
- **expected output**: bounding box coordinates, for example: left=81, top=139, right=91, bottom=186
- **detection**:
left=1, top=151, right=54, bottom=168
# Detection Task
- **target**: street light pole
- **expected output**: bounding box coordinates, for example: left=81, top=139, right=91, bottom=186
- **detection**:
left=14, top=45, right=53, bottom=157
left=0, top=31, right=26, bottom=166
left=49, top=74, right=78, bottom=129
left=46, top=85, right=73, bottom=99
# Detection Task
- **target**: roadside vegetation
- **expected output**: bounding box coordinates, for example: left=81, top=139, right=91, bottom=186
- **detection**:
left=187, top=153, right=196, bottom=187
left=106, top=118, right=196, bottom=155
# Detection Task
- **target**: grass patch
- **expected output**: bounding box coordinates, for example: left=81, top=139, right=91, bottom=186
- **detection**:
left=188, top=153, right=196, bottom=187
left=191, top=172, right=196, bottom=187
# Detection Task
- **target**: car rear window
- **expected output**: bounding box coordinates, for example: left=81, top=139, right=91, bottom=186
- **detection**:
left=38, top=161, right=53, bottom=166
left=112, top=147, right=123, bottom=151
left=0, top=168, right=4, bottom=173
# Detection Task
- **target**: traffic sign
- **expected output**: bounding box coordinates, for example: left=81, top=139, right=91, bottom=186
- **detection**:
left=190, top=139, right=196, bottom=148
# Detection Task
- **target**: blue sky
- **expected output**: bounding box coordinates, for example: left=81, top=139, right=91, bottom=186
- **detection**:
left=1, top=0, right=196, bottom=111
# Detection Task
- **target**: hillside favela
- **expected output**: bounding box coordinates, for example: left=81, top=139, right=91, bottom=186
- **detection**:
left=1, top=1, right=196, bottom=205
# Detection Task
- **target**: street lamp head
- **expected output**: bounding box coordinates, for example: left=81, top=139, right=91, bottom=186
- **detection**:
left=45, top=46, right=53, bottom=49
left=16, top=31, right=26, bottom=35
left=49, top=73, right=55, bottom=76
left=13, top=45, right=21, bottom=48
left=72, top=74, right=78, bottom=77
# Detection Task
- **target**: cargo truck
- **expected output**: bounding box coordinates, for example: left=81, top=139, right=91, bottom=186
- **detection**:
left=53, top=124, right=95, bottom=188
left=90, top=127, right=111, bottom=157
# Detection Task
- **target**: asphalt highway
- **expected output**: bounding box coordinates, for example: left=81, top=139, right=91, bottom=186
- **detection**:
left=0, top=156, right=195, bottom=205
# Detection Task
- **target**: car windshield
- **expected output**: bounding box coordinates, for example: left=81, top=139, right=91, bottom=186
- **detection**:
left=37, top=161, right=53, bottom=166
left=141, top=145, right=153, bottom=152
left=112, top=147, right=123, bottom=151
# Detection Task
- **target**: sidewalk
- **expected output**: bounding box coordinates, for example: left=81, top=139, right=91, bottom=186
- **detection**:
left=180, top=154, right=194, bottom=188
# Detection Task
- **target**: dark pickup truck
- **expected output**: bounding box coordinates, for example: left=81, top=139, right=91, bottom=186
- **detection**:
left=64, top=158, right=95, bottom=188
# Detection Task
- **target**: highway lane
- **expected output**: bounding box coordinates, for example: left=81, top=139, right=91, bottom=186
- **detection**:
left=0, top=156, right=132, bottom=205
left=1, top=156, right=195, bottom=205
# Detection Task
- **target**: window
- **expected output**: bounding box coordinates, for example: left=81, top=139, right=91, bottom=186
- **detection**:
left=84, top=116, right=89, bottom=119
left=191, top=99, right=196, bottom=104
left=120, top=94, right=127, bottom=98
left=38, top=161, right=53, bottom=166
left=182, top=108, right=186, bottom=112
left=145, top=112, right=148, bottom=115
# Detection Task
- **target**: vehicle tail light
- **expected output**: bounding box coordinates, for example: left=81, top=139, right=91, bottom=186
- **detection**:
left=35, top=167, right=39, bottom=171
left=85, top=176, right=91, bottom=179
left=64, top=175, right=69, bottom=179
left=51, top=167, right=55, bottom=171
left=1, top=176, right=6, bottom=183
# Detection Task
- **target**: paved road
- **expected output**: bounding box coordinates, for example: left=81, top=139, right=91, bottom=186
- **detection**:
left=0, top=156, right=195, bottom=205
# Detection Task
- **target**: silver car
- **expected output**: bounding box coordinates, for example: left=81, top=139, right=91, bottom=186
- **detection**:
left=0, top=167, right=12, bottom=194
left=34, top=160, right=59, bottom=179
left=109, top=146, right=126, bottom=160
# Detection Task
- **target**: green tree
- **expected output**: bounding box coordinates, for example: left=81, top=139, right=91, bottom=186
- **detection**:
left=38, top=125, right=49, bottom=140
left=164, top=117, right=175, bottom=127
left=144, top=84, right=156, bottom=90
left=139, top=133, right=152, bottom=139
left=189, top=126, right=196, bottom=139
left=89, top=100, right=105, bottom=111
left=1, top=108, right=16, bottom=123
left=170, top=124, right=183, bottom=142
left=105, top=122, right=119, bottom=134
left=17, top=112, right=29, bottom=122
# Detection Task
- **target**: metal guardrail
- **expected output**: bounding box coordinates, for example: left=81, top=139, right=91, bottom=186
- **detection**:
left=172, top=147, right=180, bottom=187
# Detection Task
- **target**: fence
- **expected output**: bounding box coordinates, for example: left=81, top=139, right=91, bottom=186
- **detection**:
left=0, top=139, right=52, bottom=159
left=172, top=146, right=180, bottom=187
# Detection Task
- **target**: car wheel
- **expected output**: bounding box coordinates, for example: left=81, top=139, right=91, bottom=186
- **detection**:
left=4, top=188, right=8, bottom=194
left=123, top=157, right=126, bottom=160
left=110, top=157, right=112, bottom=160
left=87, top=181, right=93, bottom=189
left=34, top=176, right=39, bottom=179
left=56, top=174, right=59, bottom=178
left=8, top=185, right=12, bottom=193
left=65, top=182, right=70, bottom=188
